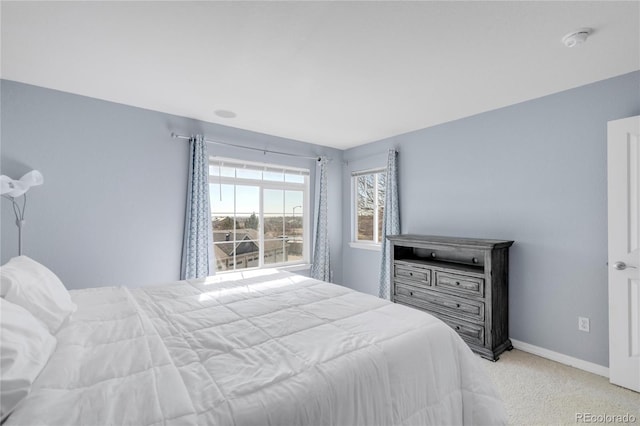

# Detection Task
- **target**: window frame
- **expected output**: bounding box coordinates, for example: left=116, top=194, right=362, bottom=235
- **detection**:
left=351, top=167, right=386, bottom=250
left=209, top=157, right=311, bottom=273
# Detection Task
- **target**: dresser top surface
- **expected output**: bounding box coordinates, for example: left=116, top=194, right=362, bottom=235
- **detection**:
left=387, top=234, right=514, bottom=249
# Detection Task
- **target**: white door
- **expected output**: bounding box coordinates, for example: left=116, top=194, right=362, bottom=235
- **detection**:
left=608, top=115, right=640, bottom=392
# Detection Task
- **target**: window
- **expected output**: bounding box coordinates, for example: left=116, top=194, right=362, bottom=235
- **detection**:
left=352, top=168, right=386, bottom=245
left=209, top=158, right=309, bottom=272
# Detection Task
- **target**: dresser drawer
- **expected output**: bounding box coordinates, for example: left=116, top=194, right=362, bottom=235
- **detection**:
left=394, top=263, right=431, bottom=286
left=394, top=283, right=485, bottom=321
left=434, top=271, right=484, bottom=298
left=395, top=299, right=485, bottom=347
left=439, top=316, right=485, bottom=346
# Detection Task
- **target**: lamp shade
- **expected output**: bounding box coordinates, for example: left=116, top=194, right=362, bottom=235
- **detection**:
left=0, top=175, right=13, bottom=195
left=0, top=170, right=44, bottom=197
left=19, top=170, right=44, bottom=187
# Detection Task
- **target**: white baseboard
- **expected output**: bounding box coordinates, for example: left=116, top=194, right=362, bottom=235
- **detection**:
left=510, top=338, right=609, bottom=378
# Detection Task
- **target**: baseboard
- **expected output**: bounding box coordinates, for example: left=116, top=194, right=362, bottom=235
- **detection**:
left=510, top=338, right=609, bottom=378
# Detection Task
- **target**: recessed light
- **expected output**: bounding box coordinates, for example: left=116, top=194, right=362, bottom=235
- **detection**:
left=562, top=28, right=592, bottom=48
left=215, top=109, right=237, bottom=118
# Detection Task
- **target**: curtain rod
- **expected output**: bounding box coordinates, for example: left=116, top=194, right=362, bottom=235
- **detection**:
left=171, top=132, right=322, bottom=161
left=343, top=148, right=397, bottom=165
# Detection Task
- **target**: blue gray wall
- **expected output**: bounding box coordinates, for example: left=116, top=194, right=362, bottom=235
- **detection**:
left=0, top=80, right=343, bottom=289
left=342, top=71, right=640, bottom=368
left=3, top=71, right=639, bottom=368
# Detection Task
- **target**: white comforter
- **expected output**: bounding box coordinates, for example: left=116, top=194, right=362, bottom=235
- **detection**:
left=7, top=270, right=506, bottom=425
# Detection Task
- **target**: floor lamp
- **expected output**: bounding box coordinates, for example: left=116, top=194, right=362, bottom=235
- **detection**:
left=0, top=170, right=44, bottom=255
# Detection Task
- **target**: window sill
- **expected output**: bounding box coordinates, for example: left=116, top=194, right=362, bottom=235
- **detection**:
left=349, top=242, right=382, bottom=251
left=277, top=263, right=312, bottom=272
left=215, top=263, right=311, bottom=275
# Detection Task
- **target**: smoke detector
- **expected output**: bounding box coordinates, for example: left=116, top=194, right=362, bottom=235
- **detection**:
left=562, top=28, right=592, bottom=48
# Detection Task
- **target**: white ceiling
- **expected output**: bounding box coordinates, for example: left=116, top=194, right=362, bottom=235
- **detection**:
left=2, top=1, right=639, bottom=149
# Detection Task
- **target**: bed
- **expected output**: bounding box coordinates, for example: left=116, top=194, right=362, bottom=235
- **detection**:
left=1, top=257, right=506, bottom=425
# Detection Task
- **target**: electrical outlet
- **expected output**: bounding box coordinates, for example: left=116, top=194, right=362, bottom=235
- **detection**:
left=578, top=316, right=590, bottom=332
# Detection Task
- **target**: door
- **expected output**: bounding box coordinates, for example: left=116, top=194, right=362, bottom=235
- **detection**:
left=608, top=115, right=640, bottom=392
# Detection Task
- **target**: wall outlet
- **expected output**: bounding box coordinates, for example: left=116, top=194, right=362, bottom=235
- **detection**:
left=578, top=316, right=590, bottom=332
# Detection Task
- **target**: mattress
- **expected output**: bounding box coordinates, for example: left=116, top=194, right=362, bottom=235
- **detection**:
left=6, top=269, right=507, bottom=425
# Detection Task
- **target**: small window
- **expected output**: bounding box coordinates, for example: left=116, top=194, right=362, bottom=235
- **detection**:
left=352, top=168, right=386, bottom=244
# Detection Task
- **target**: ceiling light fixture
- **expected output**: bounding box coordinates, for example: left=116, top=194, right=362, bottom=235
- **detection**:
left=215, top=109, right=237, bottom=119
left=562, top=28, right=592, bottom=48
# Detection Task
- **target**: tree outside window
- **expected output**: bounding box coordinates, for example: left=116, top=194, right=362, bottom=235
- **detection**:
left=354, top=169, right=386, bottom=244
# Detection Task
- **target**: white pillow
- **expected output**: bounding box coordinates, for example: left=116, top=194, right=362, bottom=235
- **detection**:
left=0, top=256, right=77, bottom=333
left=0, top=298, right=57, bottom=421
left=0, top=272, right=11, bottom=296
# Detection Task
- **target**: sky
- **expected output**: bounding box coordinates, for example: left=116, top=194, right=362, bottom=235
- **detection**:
left=210, top=184, right=304, bottom=216
left=209, top=163, right=307, bottom=217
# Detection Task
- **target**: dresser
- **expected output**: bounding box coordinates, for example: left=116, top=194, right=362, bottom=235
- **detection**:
left=387, top=234, right=514, bottom=361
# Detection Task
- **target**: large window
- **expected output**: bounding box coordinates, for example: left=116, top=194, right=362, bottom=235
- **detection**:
left=352, top=168, right=386, bottom=245
left=209, top=158, right=309, bottom=272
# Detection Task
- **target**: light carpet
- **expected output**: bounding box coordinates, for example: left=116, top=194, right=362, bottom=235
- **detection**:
left=480, top=349, right=640, bottom=425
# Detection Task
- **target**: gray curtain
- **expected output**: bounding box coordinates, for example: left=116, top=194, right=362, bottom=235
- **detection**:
left=379, top=149, right=400, bottom=299
left=180, top=135, right=214, bottom=279
left=311, top=157, right=331, bottom=282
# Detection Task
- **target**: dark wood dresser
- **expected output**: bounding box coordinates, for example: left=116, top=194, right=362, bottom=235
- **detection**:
left=387, top=234, right=514, bottom=361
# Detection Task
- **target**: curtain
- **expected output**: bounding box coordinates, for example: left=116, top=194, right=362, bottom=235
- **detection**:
left=180, top=135, right=214, bottom=279
left=311, top=157, right=331, bottom=282
left=379, top=149, right=400, bottom=299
